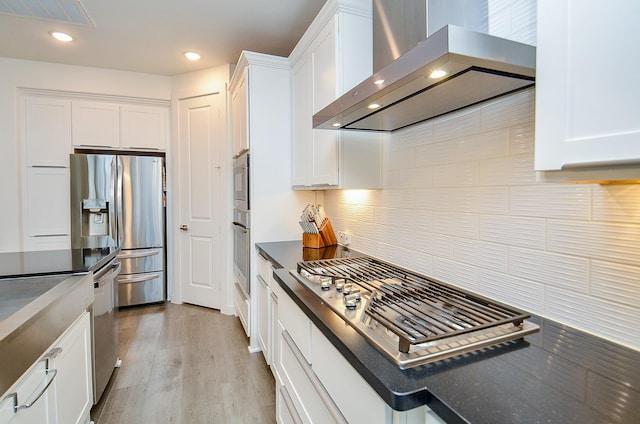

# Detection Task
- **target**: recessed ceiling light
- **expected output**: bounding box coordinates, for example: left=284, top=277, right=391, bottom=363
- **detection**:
left=50, top=31, right=73, bottom=42
left=332, top=122, right=341, bottom=127
left=374, top=79, right=384, bottom=85
left=368, top=103, right=382, bottom=109
left=429, top=69, right=447, bottom=79
left=184, top=51, right=201, bottom=61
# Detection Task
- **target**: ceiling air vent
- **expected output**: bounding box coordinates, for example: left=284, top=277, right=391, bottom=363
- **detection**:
left=0, top=0, right=94, bottom=26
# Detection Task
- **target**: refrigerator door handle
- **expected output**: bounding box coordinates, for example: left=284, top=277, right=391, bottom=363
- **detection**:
left=116, top=156, right=124, bottom=247
left=117, top=250, right=160, bottom=259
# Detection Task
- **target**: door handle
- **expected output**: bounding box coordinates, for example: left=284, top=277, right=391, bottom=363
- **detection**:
left=179, top=225, right=188, bottom=231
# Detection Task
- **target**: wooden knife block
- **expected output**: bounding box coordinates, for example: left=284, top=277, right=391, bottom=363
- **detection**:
left=302, top=219, right=338, bottom=249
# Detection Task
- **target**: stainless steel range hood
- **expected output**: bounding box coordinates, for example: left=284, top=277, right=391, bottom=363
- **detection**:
left=313, top=4, right=536, bottom=132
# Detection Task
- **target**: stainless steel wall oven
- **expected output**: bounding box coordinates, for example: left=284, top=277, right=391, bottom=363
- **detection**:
left=232, top=208, right=250, bottom=295
left=232, top=152, right=250, bottom=295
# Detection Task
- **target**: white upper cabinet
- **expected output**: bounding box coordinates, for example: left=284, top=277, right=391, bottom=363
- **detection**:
left=535, top=0, right=640, bottom=179
left=290, top=0, right=382, bottom=190
left=24, top=97, right=71, bottom=167
left=230, top=67, right=249, bottom=157
left=72, top=101, right=120, bottom=149
left=73, top=101, right=168, bottom=150
left=120, top=104, right=168, bottom=150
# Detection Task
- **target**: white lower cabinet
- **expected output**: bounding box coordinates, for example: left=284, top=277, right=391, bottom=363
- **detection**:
left=52, top=312, right=93, bottom=424
left=0, top=311, right=92, bottom=424
left=234, top=282, right=250, bottom=337
left=274, top=284, right=446, bottom=424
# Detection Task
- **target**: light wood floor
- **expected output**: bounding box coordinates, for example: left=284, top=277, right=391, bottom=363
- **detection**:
left=91, top=303, right=275, bottom=424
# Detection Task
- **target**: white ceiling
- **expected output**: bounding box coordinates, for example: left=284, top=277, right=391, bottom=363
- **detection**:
left=0, top=0, right=327, bottom=76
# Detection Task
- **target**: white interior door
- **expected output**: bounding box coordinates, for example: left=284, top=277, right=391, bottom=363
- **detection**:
left=178, top=93, right=224, bottom=309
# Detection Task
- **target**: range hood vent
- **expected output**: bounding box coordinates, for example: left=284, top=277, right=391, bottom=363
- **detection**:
left=313, top=24, right=536, bottom=132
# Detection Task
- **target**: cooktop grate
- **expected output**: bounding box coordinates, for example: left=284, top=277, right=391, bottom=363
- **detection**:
left=296, top=256, right=534, bottom=356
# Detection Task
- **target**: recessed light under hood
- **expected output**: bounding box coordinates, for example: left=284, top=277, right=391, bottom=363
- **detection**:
left=313, top=25, right=536, bottom=132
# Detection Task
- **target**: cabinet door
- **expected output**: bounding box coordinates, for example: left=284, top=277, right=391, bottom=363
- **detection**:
left=72, top=101, right=120, bottom=148
left=26, top=167, right=70, bottom=238
left=120, top=104, right=168, bottom=150
left=291, top=57, right=313, bottom=187
left=0, top=361, right=56, bottom=424
left=24, top=97, right=71, bottom=167
left=231, top=68, right=249, bottom=157
left=535, top=0, right=640, bottom=171
left=311, top=23, right=339, bottom=186
left=52, top=312, right=92, bottom=424
left=256, top=273, right=270, bottom=363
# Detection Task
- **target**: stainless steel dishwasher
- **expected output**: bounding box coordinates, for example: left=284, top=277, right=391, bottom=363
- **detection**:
left=92, top=257, right=121, bottom=404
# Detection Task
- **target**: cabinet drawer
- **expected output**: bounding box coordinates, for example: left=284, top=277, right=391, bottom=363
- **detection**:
left=278, top=291, right=311, bottom=362
left=279, top=330, right=345, bottom=424
left=311, top=326, right=387, bottom=424
left=234, top=282, right=250, bottom=337
left=257, top=253, right=271, bottom=284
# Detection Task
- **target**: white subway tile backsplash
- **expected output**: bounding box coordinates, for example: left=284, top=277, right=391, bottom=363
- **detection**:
left=480, top=90, right=534, bottom=131
left=415, top=140, right=454, bottom=167
left=433, top=211, right=479, bottom=239
left=509, top=122, right=535, bottom=154
left=480, top=154, right=537, bottom=186
left=454, top=128, right=510, bottom=161
left=381, top=189, right=415, bottom=209
left=545, top=287, right=640, bottom=350
left=392, top=119, right=434, bottom=147
left=455, top=186, right=509, bottom=214
left=479, top=269, right=544, bottom=315
left=387, top=147, right=415, bottom=170
left=547, top=220, right=640, bottom=267
left=509, top=247, right=590, bottom=293
left=455, top=238, right=508, bottom=272
left=592, top=185, right=640, bottom=224
left=411, top=166, right=434, bottom=188
left=480, top=215, right=545, bottom=250
left=414, top=231, right=454, bottom=258
left=415, top=188, right=454, bottom=211
left=433, top=257, right=479, bottom=291
left=510, top=185, right=591, bottom=220
left=325, top=90, right=640, bottom=351
left=591, top=260, right=640, bottom=309
left=433, top=161, right=479, bottom=187
left=433, top=109, right=480, bottom=141
left=384, top=169, right=416, bottom=189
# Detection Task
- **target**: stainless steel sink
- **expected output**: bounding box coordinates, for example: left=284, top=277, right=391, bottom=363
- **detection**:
left=0, top=273, right=94, bottom=396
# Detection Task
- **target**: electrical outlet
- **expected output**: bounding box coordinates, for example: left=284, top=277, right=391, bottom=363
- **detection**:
left=339, top=231, right=351, bottom=246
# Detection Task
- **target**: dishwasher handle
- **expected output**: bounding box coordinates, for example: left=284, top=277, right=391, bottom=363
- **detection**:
left=95, top=261, right=122, bottom=289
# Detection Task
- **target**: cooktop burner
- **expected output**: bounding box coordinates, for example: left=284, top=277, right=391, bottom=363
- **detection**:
left=290, top=256, right=539, bottom=369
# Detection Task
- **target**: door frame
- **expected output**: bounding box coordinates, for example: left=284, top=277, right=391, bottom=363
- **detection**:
left=169, top=76, right=234, bottom=315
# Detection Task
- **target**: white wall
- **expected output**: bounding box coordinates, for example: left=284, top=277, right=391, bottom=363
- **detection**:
left=0, top=57, right=171, bottom=252
left=324, top=89, right=640, bottom=351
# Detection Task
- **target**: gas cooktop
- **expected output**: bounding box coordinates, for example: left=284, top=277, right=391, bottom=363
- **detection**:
left=290, top=256, right=539, bottom=369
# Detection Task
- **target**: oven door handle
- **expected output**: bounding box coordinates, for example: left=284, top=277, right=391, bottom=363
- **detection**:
left=94, top=261, right=122, bottom=287
left=232, top=222, right=248, bottom=233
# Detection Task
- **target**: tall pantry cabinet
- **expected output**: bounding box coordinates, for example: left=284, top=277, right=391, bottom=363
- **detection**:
left=228, top=51, right=314, bottom=346
left=290, top=0, right=382, bottom=190
left=23, top=96, right=72, bottom=251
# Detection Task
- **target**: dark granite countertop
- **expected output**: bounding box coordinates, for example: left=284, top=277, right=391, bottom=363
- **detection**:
left=0, top=247, right=119, bottom=279
left=257, top=240, right=640, bottom=424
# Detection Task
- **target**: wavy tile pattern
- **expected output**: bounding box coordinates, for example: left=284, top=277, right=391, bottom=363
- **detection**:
left=323, top=89, right=640, bottom=351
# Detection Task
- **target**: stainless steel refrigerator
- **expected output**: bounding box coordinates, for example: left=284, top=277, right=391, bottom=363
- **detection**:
left=70, top=153, right=166, bottom=307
